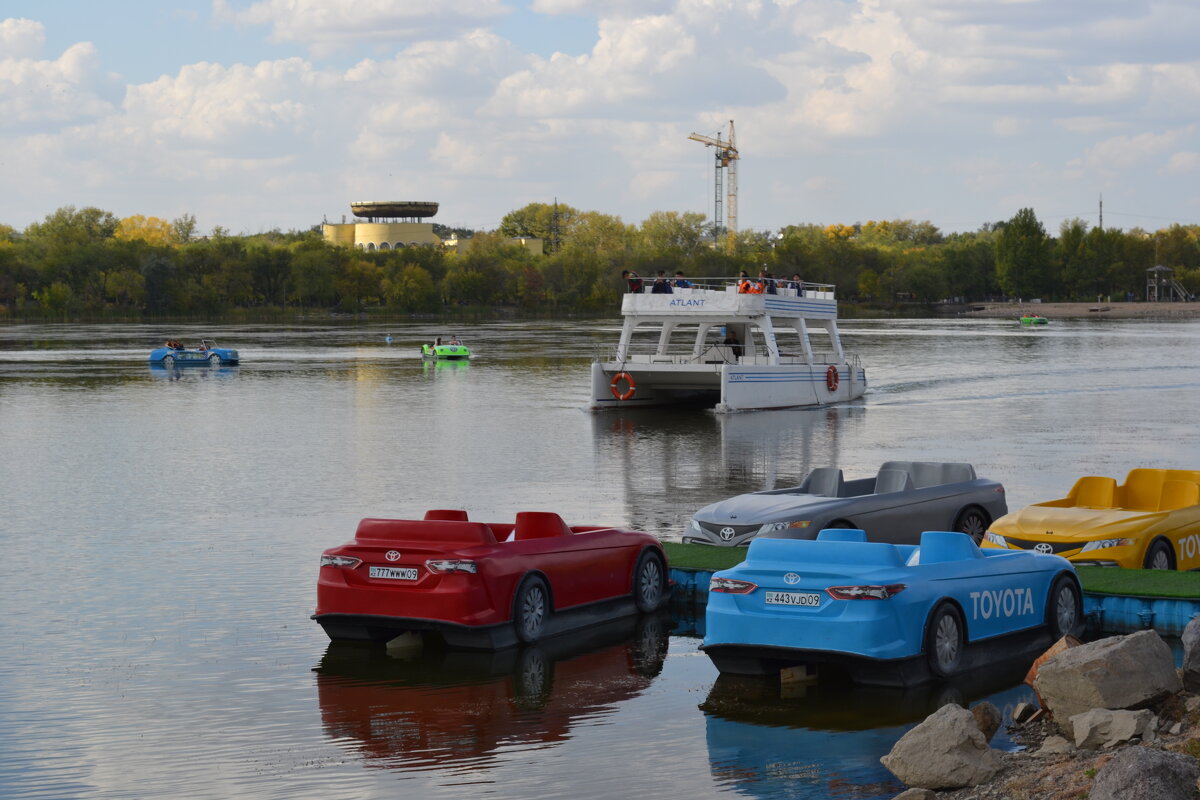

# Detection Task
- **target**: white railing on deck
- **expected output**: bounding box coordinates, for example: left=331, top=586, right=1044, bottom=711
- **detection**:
left=624, top=276, right=836, bottom=297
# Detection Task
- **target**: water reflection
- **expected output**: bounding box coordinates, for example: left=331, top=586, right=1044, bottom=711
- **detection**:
left=700, top=660, right=1039, bottom=800
left=591, top=405, right=856, bottom=538
left=148, top=363, right=240, bottom=381
left=313, top=611, right=671, bottom=771
left=421, top=359, right=471, bottom=377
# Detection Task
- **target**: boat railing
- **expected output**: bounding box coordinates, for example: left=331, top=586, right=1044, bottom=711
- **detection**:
left=624, top=276, right=836, bottom=297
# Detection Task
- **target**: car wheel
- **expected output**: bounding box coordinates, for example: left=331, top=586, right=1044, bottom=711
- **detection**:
left=208, top=353, right=221, bottom=366
left=514, top=576, right=549, bottom=643
left=1143, top=539, right=1175, bottom=570
left=162, top=354, right=175, bottom=367
left=925, top=603, right=965, bottom=679
left=1047, top=574, right=1082, bottom=639
left=633, top=551, right=665, bottom=612
left=954, top=507, right=990, bottom=544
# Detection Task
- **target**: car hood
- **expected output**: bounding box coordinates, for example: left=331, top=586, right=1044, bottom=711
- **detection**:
left=695, top=492, right=837, bottom=524
left=991, top=504, right=1162, bottom=540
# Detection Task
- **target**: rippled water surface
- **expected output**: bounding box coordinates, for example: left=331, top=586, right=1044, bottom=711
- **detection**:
left=3, top=317, right=1199, bottom=800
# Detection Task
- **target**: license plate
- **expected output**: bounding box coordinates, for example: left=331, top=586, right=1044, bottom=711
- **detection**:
left=765, top=591, right=822, bottom=607
left=369, top=566, right=418, bottom=580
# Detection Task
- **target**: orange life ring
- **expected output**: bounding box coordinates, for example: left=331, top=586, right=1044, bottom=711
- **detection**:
left=610, top=372, right=636, bottom=401
left=826, top=365, right=840, bottom=392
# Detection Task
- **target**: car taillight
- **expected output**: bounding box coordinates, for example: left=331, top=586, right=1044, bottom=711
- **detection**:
left=425, top=559, right=478, bottom=574
left=710, top=577, right=757, bottom=594
left=826, top=584, right=906, bottom=600
left=320, top=554, right=361, bottom=568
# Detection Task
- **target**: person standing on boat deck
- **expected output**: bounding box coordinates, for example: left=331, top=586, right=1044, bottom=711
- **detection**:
left=758, top=269, right=776, bottom=294
left=651, top=271, right=673, bottom=294
left=786, top=272, right=803, bottom=292
left=673, top=271, right=693, bottom=289
left=622, top=270, right=644, bottom=293
left=737, top=271, right=754, bottom=293
left=723, top=330, right=743, bottom=358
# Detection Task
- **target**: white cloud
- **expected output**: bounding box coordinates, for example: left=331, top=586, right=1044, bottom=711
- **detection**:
left=1164, top=151, right=1199, bottom=174
left=0, top=20, right=117, bottom=130
left=0, top=17, right=45, bottom=58
left=213, top=0, right=511, bottom=54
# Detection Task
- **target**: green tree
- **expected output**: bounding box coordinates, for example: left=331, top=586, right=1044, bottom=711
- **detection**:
left=995, top=208, right=1054, bottom=299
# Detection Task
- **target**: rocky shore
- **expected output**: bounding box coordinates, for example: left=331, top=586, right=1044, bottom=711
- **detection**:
left=883, top=621, right=1200, bottom=800
left=952, top=301, right=1200, bottom=320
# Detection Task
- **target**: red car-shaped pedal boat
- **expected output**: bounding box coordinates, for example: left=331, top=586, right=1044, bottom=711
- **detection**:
left=314, top=509, right=669, bottom=649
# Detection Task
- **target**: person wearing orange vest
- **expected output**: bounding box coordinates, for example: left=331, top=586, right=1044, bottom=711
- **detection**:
left=737, top=270, right=754, bottom=293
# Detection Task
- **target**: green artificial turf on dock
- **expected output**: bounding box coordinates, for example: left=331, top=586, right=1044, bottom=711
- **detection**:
left=663, top=542, right=1199, bottom=599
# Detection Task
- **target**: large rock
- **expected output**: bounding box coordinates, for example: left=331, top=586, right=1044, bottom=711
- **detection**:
left=1068, top=708, right=1157, bottom=749
left=1182, top=615, right=1200, bottom=693
left=1088, top=745, right=1200, bottom=800
left=1032, top=630, right=1182, bottom=721
left=880, top=704, right=1002, bottom=790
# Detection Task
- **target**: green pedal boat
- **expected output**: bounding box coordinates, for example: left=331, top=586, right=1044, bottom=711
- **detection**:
left=422, top=338, right=471, bottom=360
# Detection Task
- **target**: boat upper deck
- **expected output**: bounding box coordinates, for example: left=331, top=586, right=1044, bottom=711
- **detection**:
left=620, top=278, right=838, bottom=321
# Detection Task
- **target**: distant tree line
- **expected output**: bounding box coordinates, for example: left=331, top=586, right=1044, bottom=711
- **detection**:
left=1, top=204, right=1197, bottom=319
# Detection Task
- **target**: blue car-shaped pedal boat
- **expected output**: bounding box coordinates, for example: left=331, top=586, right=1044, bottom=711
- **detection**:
left=702, top=528, right=1083, bottom=687
left=150, top=339, right=239, bottom=366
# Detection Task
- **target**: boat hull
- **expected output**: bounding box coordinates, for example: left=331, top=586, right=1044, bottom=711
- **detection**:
left=590, top=361, right=867, bottom=412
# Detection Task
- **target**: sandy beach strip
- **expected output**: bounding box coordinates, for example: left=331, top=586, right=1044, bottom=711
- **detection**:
left=954, top=301, right=1200, bottom=319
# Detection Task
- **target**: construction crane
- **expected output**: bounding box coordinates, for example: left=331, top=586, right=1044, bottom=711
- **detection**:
left=688, top=120, right=739, bottom=245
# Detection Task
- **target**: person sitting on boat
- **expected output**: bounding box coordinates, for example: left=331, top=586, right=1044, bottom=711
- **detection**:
left=197, top=341, right=208, bottom=351
left=449, top=338, right=461, bottom=345
left=785, top=273, right=804, bottom=292
left=622, top=270, right=644, bottom=293
left=651, top=271, right=673, bottom=294
left=673, top=271, right=693, bottom=289
left=737, top=271, right=754, bottom=293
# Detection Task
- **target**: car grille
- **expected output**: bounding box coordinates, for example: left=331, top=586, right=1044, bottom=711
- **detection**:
left=1004, top=538, right=1080, bottom=555
left=697, top=522, right=761, bottom=538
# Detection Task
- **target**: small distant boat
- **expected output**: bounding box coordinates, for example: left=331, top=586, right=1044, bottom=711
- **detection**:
left=421, top=338, right=470, bottom=360
left=150, top=339, right=239, bottom=366
left=1019, top=314, right=1048, bottom=326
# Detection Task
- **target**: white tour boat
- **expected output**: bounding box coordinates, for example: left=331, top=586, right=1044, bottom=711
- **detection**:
left=590, top=277, right=866, bottom=412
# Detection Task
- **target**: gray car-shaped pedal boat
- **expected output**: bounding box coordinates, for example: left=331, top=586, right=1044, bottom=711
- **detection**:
left=684, top=461, right=1007, bottom=547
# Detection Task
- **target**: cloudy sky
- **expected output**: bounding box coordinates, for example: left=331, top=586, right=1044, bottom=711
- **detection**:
left=2, top=0, right=1198, bottom=236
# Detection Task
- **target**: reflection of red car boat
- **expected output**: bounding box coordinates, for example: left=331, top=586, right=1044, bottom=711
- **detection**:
left=314, top=509, right=669, bottom=648
left=314, top=612, right=670, bottom=769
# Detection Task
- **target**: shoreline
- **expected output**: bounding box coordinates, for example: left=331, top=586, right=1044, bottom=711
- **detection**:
left=952, top=301, right=1200, bottom=320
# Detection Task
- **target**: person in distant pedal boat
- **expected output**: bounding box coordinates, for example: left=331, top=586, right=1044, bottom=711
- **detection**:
left=197, top=341, right=208, bottom=351
left=651, top=270, right=673, bottom=294
left=673, top=271, right=693, bottom=289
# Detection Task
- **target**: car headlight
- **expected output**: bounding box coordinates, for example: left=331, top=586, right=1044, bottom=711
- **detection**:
left=1080, top=538, right=1135, bottom=552
left=984, top=532, right=1007, bottom=547
left=690, top=519, right=702, bottom=532
left=759, top=520, right=810, bottom=534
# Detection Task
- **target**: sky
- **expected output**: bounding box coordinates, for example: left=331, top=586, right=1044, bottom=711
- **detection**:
left=2, top=0, right=1198, bottom=237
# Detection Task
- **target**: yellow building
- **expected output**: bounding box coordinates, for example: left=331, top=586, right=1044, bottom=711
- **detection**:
left=322, top=200, right=442, bottom=251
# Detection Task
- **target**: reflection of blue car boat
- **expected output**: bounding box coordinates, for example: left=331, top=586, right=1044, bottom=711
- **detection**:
left=149, top=339, right=239, bottom=366
left=702, top=528, right=1083, bottom=686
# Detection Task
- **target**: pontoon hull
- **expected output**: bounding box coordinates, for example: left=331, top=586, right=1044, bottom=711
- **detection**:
left=590, top=361, right=866, bottom=412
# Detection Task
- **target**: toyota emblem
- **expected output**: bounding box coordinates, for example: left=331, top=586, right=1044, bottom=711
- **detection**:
left=385, top=550, right=402, bottom=561
left=719, top=527, right=735, bottom=541
left=784, top=572, right=801, bottom=585
left=1034, top=543, right=1053, bottom=554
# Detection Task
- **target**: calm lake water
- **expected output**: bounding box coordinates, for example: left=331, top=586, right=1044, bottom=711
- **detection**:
left=3, top=316, right=1199, bottom=800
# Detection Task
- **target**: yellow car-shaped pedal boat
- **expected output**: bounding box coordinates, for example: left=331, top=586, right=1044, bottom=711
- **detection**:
left=982, top=468, right=1200, bottom=571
